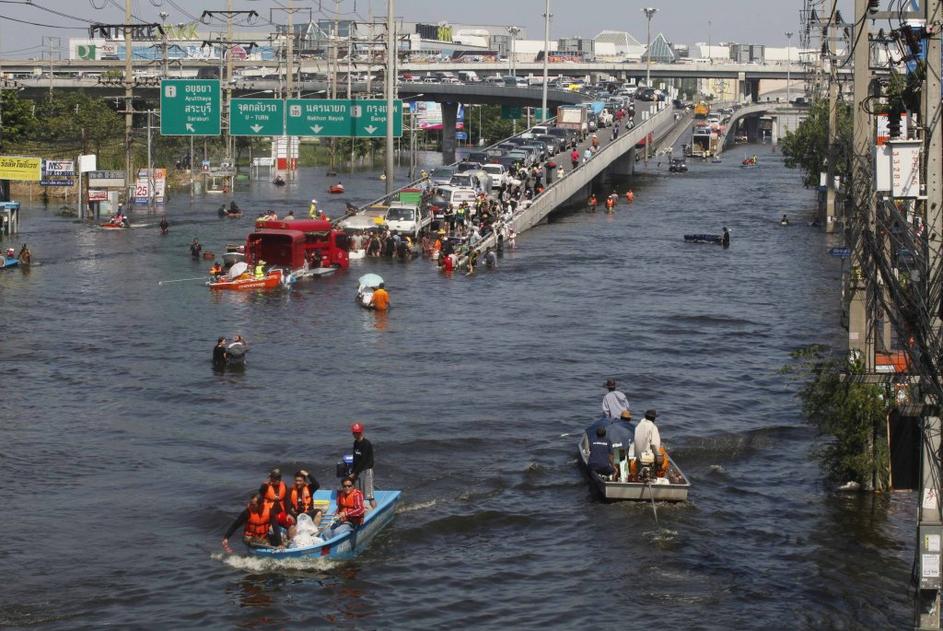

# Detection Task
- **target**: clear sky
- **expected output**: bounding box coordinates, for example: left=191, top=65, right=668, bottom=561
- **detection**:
left=0, top=0, right=851, bottom=56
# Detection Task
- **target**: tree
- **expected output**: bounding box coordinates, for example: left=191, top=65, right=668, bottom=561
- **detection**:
left=0, top=90, right=38, bottom=148
left=464, top=105, right=518, bottom=146
left=780, top=98, right=852, bottom=188
left=33, top=92, right=123, bottom=156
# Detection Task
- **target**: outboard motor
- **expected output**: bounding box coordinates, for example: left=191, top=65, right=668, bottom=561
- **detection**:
left=638, top=449, right=657, bottom=482
left=335, top=453, right=353, bottom=478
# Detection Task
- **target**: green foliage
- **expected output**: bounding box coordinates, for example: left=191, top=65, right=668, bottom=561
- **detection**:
left=0, top=90, right=38, bottom=147
left=464, top=105, right=520, bottom=145
left=784, top=345, right=890, bottom=491
left=780, top=99, right=853, bottom=188
left=31, top=92, right=123, bottom=156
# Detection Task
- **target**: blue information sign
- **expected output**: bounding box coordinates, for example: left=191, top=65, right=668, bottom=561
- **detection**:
left=828, top=247, right=851, bottom=258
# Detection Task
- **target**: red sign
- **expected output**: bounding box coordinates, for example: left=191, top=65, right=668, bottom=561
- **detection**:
left=88, top=189, right=109, bottom=201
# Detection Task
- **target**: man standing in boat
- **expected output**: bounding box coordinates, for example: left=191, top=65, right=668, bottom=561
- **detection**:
left=601, top=379, right=630, bottom=419
left=350, top=423, right=376, bottom=508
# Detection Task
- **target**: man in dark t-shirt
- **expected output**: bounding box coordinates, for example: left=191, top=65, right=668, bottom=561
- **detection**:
left=213, top=337, right=228, bottom=368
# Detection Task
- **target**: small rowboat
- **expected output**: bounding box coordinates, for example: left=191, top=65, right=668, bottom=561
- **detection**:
left=356, top=273, right=383, bottom=309
left=329, top=184, right=345, bottom=194
left=684, top=234, right=723, bottom=244
left=100, top=221, right=127, bottom=230
left=248, top=489, right=401, bottom=561
left=207, top=267, right=292, bottom=291
left=577, top=430, right=690, bottom=502
left=2, top=256, right=19, bottom=269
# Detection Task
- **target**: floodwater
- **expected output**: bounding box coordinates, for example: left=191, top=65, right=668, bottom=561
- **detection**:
left=0, top=143, right=915, bottom=628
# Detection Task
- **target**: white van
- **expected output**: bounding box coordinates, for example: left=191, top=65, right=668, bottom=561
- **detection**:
left=384, top=202, right=431, bottom=237
left=480, top=163, right=509, bottom=189
left=432, top=185, right=478, bottom=210
left=449, top=170, right=492, bottom=193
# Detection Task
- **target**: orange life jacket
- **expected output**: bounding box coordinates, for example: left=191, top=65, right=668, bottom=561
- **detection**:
left=244, top=504, right=271, bottom=538
left=263, top=481, right=287, bottom=510
left=289, top=485, right=312, bottom=512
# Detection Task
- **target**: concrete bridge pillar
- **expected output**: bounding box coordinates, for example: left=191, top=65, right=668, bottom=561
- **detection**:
left=441, top=101, right=458, bottom=165
left=607, top=147, right=636, bottom=176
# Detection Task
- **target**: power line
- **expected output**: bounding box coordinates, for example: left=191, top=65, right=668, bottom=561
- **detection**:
left=0, top=14, right=87, bottom=29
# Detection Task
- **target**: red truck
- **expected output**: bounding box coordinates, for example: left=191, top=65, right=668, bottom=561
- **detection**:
left=247, top=219, right=350, bottom=272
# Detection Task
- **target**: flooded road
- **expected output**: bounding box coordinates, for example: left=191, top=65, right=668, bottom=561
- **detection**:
left=0, top=144, right=915, bottom=628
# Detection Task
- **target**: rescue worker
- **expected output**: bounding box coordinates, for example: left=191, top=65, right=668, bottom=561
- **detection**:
left=605, top=195, right=616, bottom=212
left=221, top=492, right=282, bottom=552
left=254, top=259, right=267, bottom=279
left=602, top=378, right=631, bottom=419
left=308, top=198, right=319, bottom=218
left=625, top=189, right=635, bottom=203
left=320, top=477, right=366, bottom=540
left=350, top=422, right=376, bottom=508
left=209, top=261, right=223, bottom=279
left=369, top=283, right=390, bottom=312
left=633, top=409, right=669, bottom=478
left=587, top=426, right=616, bottom=478
left=259, top=468, right=288, bottom=512
left=588, top=194, right=598, bottom=211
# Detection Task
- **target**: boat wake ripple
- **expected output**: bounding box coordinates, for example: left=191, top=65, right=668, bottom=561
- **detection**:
left=397, top=499, right=437, bottom=513
left=212, top=551, right=338, bottom=573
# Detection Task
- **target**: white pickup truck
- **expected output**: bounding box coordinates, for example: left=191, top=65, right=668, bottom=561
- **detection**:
left=384, top=202, right=432, bottom=238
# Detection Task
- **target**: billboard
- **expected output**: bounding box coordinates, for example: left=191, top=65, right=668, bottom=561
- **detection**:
left=410, top=102, right=464, bottom=131
left=0, top=156, right=41, bottom=181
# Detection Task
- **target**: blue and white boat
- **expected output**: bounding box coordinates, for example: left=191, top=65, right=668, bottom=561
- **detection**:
left=2, top=256, right=19, bottom=269
left=248, top=489, right=401, bottom=561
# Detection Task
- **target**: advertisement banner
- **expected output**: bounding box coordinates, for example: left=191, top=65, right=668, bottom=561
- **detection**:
left=133, top=168, right=167, bottom=204
left=88, top=189, right=109, bottom=201
left=0, top=156, right=42, bottom=181
left=41, top=159, right=76, bottom=186
left=411, top=102, right=464, bottom=130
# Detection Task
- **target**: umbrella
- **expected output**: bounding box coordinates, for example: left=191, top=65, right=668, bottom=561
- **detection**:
left=228, top=261, right=249, bottom=280
left=358, top=273, right=384, bottom=289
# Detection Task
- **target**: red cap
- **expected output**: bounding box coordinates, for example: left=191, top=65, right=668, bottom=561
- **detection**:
left=351, top=422, right=364, bottom=434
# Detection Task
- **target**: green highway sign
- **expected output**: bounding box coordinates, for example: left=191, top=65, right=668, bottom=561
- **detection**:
left=160, top=79, right=221, bottom=136
left=501, top=105, right=522, bottom=120
left=286, top=99, right=402, bottom=138
left=231, top=98, right=284, bottom=136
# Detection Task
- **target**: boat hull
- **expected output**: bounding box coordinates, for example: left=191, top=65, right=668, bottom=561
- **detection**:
left=2, top=257, right=19, bottom=268
left=249, top=490, right=401, bottom=560
left=208, top=268, right=289, bottom=291
left=578, top=434, right=690, bottom=502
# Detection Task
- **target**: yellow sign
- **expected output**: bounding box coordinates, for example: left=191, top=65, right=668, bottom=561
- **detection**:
left=0, top=156, right=42, bottom=181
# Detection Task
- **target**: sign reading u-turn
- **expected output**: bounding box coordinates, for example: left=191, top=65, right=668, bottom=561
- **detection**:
left=285, top=99, right=402, bottom=138
left=160, top=79, right=221, bottom=136
left=231, top=98, right=285, bottom=136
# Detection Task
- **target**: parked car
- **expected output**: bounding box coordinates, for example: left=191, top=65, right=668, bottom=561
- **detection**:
left=506, top=150, right=532, bottom=167
left=536, top=134, right=565, bottom=154
left=481, top=163, right=510, bottom=189
left=429, top=166, right=457, bottom=185
left=455, top=161, right=483, bottom=173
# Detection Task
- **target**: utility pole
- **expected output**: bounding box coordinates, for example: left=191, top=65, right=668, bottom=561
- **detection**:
left=824, top=21, right=838, bottom=233
left=917, top=1, right=943, bottom=628
left=146, top=110, right=153, bottom=208
left=328, top=1, right=340, bottom=176
left=124, top=0, right=133, bottom=206
left=540, top=0, right=550, bottom=123
left=286, top=0, right=294, bottom=99
left=785, top=31, right=793, bottom=104
left=847, top=0, right=873, bottom=369
left=384, top=0, right=394, bottom=194
left=160, top=11, right=169, bottom=78
left=643, top=8, right=657, bottom=87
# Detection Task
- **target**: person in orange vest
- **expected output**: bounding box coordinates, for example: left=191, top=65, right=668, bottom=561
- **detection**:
left=259, top=468, right=287, bottom=512
left=588, top=194, right=598, bottom=211
left=321, top=477, right=366, bottom=540
left=625, top=189, right=635, bottom=203
left=287, top=469, right=321, bottom=518
left=221, top=493, right=281, bottom=552
left=605, top=195, right=616, bottom=212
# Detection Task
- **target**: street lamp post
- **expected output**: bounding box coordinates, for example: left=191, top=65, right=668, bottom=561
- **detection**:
left=507, top=26, right=521, bottom=77
left=785, top=31, right=793, bottom=104
left=642, top=8, right=657, bottom=88
left=540, top=0, right=551, bottom=123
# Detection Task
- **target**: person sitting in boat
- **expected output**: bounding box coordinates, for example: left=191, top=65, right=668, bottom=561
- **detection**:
left=608, top=409, right=635, bottom=451
left=209, top=261, right=223, bottom=279
left=320, top=477, right=366, bottom=540
left=369, top=283, right=390, bottom=311
left=221, top=492, right=282, bottom=552
left=287, top=469, right=321, bottom=518
left=632, top=409, right=668, bottom=478
left=254, top=260, right=267, bottom=279
left=5, top=247, right=15, bottom=260
left=587, top=426, right=617, bottom=479
left=230, top=201, right=240, bottom=213
left=259, top=468, right=288, bottom=512
left=602, top=379, right=630, bottom=419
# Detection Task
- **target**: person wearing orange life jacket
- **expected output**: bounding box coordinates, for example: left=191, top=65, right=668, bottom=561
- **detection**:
left=221, top=493, right=282, bottom=552
left=321, top=477, right=366, bottom=540
left=259, top=468, right=288, bottom=512
left=605, top=195, right=616, bottom=211
left=287, top=469, right=321, bottom=517
left=588, top=194, right=598, bottom=211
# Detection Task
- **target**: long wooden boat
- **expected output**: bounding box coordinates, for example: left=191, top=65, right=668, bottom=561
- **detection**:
left=577, top=432, right=690, bottom=502
left=249, top=489, right=401, bottom=561
left=207, top=267, right=292, bottom=291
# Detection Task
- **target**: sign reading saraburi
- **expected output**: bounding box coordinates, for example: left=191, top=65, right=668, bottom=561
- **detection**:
left=286, top=99, right=402, bottom=138
left=231, top=98, right=284, bottom=136
left=160, top=79, right=221, bottom=136
left=0, top=156, right=41, bottom=181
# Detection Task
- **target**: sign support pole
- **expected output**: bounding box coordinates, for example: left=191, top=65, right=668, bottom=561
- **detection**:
left=385, top=0, right=395, bottom=194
